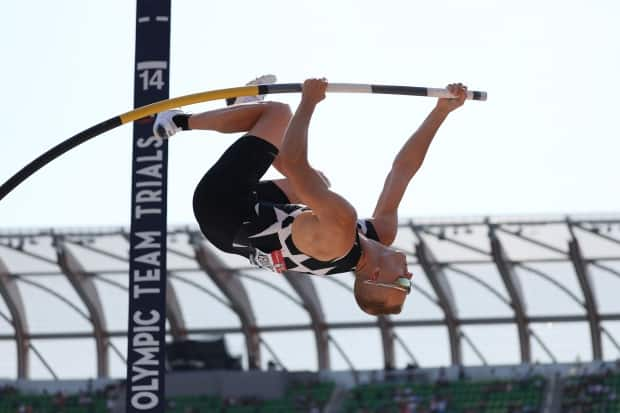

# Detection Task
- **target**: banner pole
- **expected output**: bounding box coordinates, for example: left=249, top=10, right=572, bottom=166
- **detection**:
left=125, top=1, right=171, bottom=411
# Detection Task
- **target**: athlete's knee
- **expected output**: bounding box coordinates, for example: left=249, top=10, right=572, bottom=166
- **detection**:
left=263, top=101, right=292, bottom=121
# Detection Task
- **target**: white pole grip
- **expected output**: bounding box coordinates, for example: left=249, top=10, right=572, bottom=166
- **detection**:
left=426, top=87, right=488, bottom=101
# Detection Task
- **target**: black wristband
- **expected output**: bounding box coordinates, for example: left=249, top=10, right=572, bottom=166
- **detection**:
left=172, top=114, right=190, bottom=130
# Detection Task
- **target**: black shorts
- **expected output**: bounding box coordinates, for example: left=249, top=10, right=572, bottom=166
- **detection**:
left=192, top=135, right=289, bottom=255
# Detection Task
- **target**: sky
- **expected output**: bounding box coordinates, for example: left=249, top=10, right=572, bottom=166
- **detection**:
left=1, top=0, right=619, bottom=229
left=1, top=0, right=620, bottom=379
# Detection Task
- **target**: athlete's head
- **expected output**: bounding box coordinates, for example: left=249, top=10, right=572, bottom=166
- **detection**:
left=354, top=240, right=412, bottom=315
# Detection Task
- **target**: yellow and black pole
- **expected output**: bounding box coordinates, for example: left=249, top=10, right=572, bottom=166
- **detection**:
left=0, top=83, right=486, bottom=202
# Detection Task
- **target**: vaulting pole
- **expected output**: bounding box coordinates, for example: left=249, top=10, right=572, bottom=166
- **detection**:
left=0, top=83, right=486, bottom=201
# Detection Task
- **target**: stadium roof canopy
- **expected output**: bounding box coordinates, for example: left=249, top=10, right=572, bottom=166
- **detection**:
left=1, top=214, right=620, bottom=379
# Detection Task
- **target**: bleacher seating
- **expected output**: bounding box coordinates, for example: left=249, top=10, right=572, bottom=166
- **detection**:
left=0, top=391, right=109, bottom=413
left=560, top=370, right=620, bottom=413
left=0, top=381, right=334, bottom=413
left=341, top=376, right=546, bottom=413
left=166, top=381, right=334, bottom=413
left=5, top=371, right=620, bottom=413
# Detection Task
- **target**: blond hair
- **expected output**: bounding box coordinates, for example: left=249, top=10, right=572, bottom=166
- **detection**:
left=353, top=277, right=402, bottom=315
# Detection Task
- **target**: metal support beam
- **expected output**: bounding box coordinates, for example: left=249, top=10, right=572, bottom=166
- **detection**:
left=193, top=240, right=261, bottom=369
left=529, top=328, right=558, bottom=363
left=259, top=337, right=288, bottom=371
left=64, top=239, right=188, bottom=342
left=328, top=334, right=358, bottom=384
left=282, top=273, right=330, bottom=370
left=460, top=331, right=488, bottom=365
left=0, top=258, right=29, bottom=378
left=165, top=277, right=187, bottom=340
left=1, top=312, right=620, bottom=341
left=489, top=229, right=531, bottom=363
left=378, top=315, right=395, bottom=369
left=601, top=327, right=620, bottom=354
left=29, top=343, right=58, bottom=380
left=568, top=233, right=603, bottom=359
left=57, top=242, right=109, bottom=377
left=415, top=241, right=462, bottom=365
left=393, top=332, right=419, bottom=366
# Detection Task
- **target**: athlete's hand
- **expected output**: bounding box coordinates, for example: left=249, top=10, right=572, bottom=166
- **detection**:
left=436, top=83, right=467, bottom=113
left=301, top=78, right=328, bottom=106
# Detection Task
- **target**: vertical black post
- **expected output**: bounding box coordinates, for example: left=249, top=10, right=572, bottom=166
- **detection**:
left=126, top=1, right=171, bottom=412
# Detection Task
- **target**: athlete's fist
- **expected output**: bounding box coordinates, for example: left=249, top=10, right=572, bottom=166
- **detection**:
left=301, top=78, right=327, bottom=105
left=436, top=83, right=467, bottom=113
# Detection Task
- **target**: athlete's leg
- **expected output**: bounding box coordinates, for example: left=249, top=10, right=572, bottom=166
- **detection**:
left=188, top=101, right=295, bottom=186
left=266, top=179, right=300, bottom=204
left=188, top=101, right=324, bottom=206
left=154, top=99, right=291, bottom=149
left=157, top=101, right=335, bottom=206
left=187, top=101, right=292, bottom=150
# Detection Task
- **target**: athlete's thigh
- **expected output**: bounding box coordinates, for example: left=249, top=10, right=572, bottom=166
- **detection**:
left=246, top=101, right=291, bottom=149
left=265, top=179, right=301, bottom=204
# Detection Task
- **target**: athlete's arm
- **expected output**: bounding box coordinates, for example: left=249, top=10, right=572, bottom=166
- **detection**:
left=371, top=84, right=467, bottom=245
left=279, top=79, right=357, bottom=257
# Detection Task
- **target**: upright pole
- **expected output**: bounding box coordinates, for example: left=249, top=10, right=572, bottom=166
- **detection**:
left=126, top=1, right=171, bottom=411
